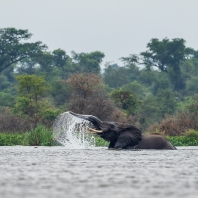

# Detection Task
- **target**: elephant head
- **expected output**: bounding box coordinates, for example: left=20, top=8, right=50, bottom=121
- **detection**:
left=69, top=111, right=142, bottom=149
left=69, top=112, right=176, bottom=150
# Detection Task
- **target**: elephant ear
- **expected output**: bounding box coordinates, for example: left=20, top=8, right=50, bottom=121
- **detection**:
left=114, top=126, right=142, bottom=149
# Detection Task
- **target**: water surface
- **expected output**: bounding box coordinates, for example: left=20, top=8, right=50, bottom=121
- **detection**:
left=0, top=146, right=198, bottom=198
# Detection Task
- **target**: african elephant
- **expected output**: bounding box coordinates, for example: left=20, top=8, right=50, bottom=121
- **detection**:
left=69, top=112, right=176, bottom=150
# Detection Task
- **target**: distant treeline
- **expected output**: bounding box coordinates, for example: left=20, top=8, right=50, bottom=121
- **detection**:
left=1, top=27, right=198, bottom=135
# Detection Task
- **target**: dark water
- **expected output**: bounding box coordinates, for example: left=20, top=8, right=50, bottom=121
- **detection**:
left=0, top=146, right=198, bottom=198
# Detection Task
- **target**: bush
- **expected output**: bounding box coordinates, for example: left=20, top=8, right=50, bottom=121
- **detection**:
left=0, top=125, right=55, bottom=146
left=0, top=133, right=28, bottom=146
left=184, top=129, right=198, bottom=139
left=0, top=108, right=34, bottom=133
left=167, top=136, right=198, bottom=146
left=27, top=125, right=54, bottom=146
left=148, top=111, right=198, bottom=136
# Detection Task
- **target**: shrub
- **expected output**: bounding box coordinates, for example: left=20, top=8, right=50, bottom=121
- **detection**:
left=184, top=129, right=198, bottom=139
left=68, top=73, right=116, bottom=121
left=148, top=111, right=198, bottom=136
left=167, top=136, right=198, bottom=146
left=0, top=108, right=34, bottom=133
left=0, top=133, right=28, bottom=146
left=27, top=125, right=54, bottom=146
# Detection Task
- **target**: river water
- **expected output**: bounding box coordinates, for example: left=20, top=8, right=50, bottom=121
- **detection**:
left=0, top=146, right=198, bottom=198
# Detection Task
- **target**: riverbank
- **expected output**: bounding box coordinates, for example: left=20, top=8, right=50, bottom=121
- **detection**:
left=1, top=126, right=198, bottom=146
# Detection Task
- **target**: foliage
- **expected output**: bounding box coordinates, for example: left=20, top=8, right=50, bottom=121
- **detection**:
left=14, top=74, right=59, bottom=125
left=94, top=135, right=109, bottom=147
left=16, top=74, right=51, bottom=99
left=52, top=48, right=69, bottom=68
left=68, top=72, right=103, bottom=98
left=2, top=27, right=198, bottom=137
left=0, top=125, right=54, bottom=146
left=104, top=64, right=128, bottom=88
left=0, top=133, right=28, bottom=146
left=148, top=109, right=198, bottom=136
left=0, top=92, right=15, bottom=107
left=184, top=129, right=198, bottom=139
left=139, top=89, right=177, bottom=130
left=72, top=51, right=105, bottom=74
left=68, top=73, right=115, bottom=120
left=0, top=108, right=34, bottom=133
left=34, top=52, right=54, bottom=72
left=0, top=28, right=47, bottom=73
left=103, top=63, right=139, bottom=88
left=154, top=88, right=178, bottom=114
left=122, top=38, right=195, bottom=91
left=141, top=38, right=188, bottom=72
left=185, top=76, right=198, bottom=96
left=51, top=80, right=71, bottom=106
left=0, top=74, right=13, bottom=90
left=185, top=94, right=198, bottom=114
left=122, top=81, right=146, bottom=99
left=27, top=125, right=54, bottom=146
left=167, top=136, right=198, bottom=146
left=110, top=89, right=141, bottom=115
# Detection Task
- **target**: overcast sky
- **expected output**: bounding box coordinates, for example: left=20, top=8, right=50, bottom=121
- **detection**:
left=1, top=0, right=198, bottom=66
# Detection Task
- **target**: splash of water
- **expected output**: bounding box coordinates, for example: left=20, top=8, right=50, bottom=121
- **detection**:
left=53, top=112, right=96, bottom=149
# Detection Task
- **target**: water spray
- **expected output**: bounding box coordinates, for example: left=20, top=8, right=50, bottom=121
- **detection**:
left=53, top=112, right=96, bottom=149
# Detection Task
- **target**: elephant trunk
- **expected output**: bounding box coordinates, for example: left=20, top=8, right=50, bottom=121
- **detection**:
left=69, top=112, right=103, bottom=130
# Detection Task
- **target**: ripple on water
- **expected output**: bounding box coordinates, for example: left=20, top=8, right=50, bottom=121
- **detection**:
left=0, top=146, right=198, bottom=198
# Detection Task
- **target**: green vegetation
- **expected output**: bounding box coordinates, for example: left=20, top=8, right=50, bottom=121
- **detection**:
left=1, top=27, right=198, bottom=147
left=0, top=125, right=54, bottom=146
left=0, top=133, right=28, bottom=146
left=1, top=131, right=198, bottom=147
left=94, top=136, right=109, bottom=147
left=27, top=125, right=54, bottom=146
left=167, top=136, right=198, bottom=146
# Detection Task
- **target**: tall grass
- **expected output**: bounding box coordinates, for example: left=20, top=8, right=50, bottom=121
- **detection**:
left=27, top=125, right=54, bottom=146
left=167, top=129, right=198, bottom=146
left=0, top=133, right=28, bottom=146
left=1, top=127, right=198, bottom=147
left=167, top=136, right=198, bottom=146
left=0, top=125, right=54, bottom=146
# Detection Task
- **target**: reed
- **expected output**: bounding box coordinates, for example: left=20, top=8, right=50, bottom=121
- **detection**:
left=1, top=128, right=198, bottom=147
left=27, top=125, right=54, bottom=146
left=0, top=133, right=28, bottom=146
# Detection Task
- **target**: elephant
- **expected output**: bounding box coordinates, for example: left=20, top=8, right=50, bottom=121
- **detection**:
left=69, top=112, right=176, bottom=150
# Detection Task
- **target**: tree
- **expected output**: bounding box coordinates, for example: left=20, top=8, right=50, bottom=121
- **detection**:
left=103, top=63, right=139, bottom=88
left=110, top=89, right=141, bottom=115
left=16, top=58, right=38, bottom=75
left=34, top=52, right=54, bottom=72
left=0, top=28, right=47, bottom=73
left=52, top=49, right=69, bottom=68
left=122, top=38, right=194, bottom=91
left=139, top=88, right=178, bottom=129
left=14, top=74, right=59, bottom=124
left=67, top=73, right=115, bottom=120
left=68, top=73, right=103, bottom=99
left=72, top=51, right=105, bottom=74
left=51, top=80, right=71, bottom=106
left=185, top=76, right=198, bottom=96
left=103, top=64, right=130, bottom=88
left=122, top=81, right=146, bottom=99
left=16, top=74, right=50, bottom=101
